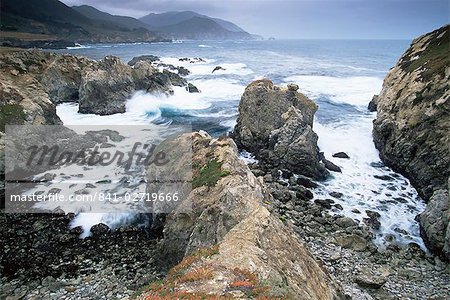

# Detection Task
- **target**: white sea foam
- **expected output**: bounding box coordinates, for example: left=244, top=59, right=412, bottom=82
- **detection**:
left=287, top=74, right=426, bottom=248
left=159, top=56, right=253, bottom=76
left=57, top=81, right=243, bottom=126
left=313, top=116, right=426, bottom=249
left=284, top=75, right=383, bottom=107
left=198, top=44, right=212, bottom=48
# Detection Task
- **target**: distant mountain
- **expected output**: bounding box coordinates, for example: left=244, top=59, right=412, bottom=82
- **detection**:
left=139, top=11, right=253, bottom=40
left=72, top=5, right=150, bottom=31
left=0, top=0, right=164, bottom=48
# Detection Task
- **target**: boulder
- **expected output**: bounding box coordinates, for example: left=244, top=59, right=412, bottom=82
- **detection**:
left=127, top=55, right=160, bottom=66
left=287, top=83, right=299, bottom=91
left=90, top=223, right=110, bottom=236
left=419, top=186, right=449, bottom=261
left=186, top=83, right=200, bottom=93
left=233, top=79, right=327, bottom=179
left=320, top=152, right=342, bottom=173
left=368, top=95, right=378, bottom=112
left=78, top=56, right=134, bottom=115
left=146, top=132, right=344, bottom=299
left=39, top=54, right=94, bottom=104
left=332, top=152, right=350, bottom=159
left=212, top=66, right=226, bottom=73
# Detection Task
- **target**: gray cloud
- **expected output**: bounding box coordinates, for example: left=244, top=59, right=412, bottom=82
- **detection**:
left=61, top=0, right=449, bottom=39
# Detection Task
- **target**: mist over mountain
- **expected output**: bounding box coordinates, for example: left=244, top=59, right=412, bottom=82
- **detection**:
left=139, top=11, right=254, bottom=40
left=0, top=0, right=163, bottom=47
left=0, top=0, right=256, bottom=48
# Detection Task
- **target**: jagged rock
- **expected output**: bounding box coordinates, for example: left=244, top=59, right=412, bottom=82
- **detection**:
left=163, top=70, right=187, bottom=87
left=0, top=76, right=62, bottom=129
left=148, top=132, right=344, bottom=299
left=78, top=56, right=134, bottom=115
left=364, top=210, right=382, bottom=230
left=334, top=233, right=368, bottom=251
left=320, top=152, right=342, bottom=173
left=419, top=187, right=450, bottom=261
left=130, top=60, right=158, bottom=91
left=212, top=66, right=226, bottom=73
left=127, top=55, right=160, bottom=66
left=368, top=95, right=378, bottom=112
left=355, top=273, right=387, bottom=289
left=315, top=199, right=334, bottom=209
left=186, top=83, right=200, bottom=93
left=90, top=223, right=110, bottom=235
left=177, top=66, right=190, bottom=76
left=332, top=152, right=350, bottom=159
left=296, top=174, right=318, bottom=188
left=372, top=25, right=450, bottom=260
left=335, top=217, right=357, bottom=228
left=373, top=25, right=450, bottom=200
left=233, top=79, right=327, bottom=179
left=39, top=55, right=94, bottom=104
left=287, top=83, right=299, bottom=91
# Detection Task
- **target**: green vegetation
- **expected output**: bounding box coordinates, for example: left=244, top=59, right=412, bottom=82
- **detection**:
left=402, top=26, right=449, bottom=81
left=192, top=159, right=230, bottom=188
left=0, top=104, right=26, bottom=132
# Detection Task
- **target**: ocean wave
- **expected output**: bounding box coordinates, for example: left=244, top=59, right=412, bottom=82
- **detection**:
left=284, top=75, right=383, bottom=107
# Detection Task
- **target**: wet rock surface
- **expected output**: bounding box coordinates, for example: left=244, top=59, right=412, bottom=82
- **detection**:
left=0, top=49, right=190, bottom=118
left=233, top=79, right=327, bottom=179
left=142, top=132, right=343, bottom=299
left=372, top=25, right=450, bottom=259
left=0, top=213, right=162, bottom=300
left=247, top=162, right=450, bottom=300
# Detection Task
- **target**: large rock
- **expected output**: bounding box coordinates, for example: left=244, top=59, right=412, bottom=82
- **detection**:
left=0, top=50, right=183, bottom=117
left=78, top=56, right=135, bottom=115
left=372, top=25, right=450, bottom=259
left=39, top=54, right=94, bottom=104
left=373, top=25, right=450, bottom=200
left=419, top=185, right=450, bottom=261
left=0, top=50, right=63, bottom=128
left=145, top=132, right=343, bottom=299
left=233, top=79, right=327, bottom=179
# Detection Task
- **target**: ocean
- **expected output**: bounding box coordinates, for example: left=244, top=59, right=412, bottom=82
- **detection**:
left=50, top=39, right=426, bottom=249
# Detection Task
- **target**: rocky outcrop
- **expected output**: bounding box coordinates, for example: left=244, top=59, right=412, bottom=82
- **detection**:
left=368, top=95, right=378, bottom=112
left=0, top=49, right=190, bottom=117
left=373, top=25, right=449, bottom=200
left=372, top=25, right=450, bottom=259
left=233, top=79, right=327, bottom=179
left=144, top=132, right=343, bottom=299
left=0, top=51, right=63, bottom=128
left=78, top=56, right=135, bottom=115
left=419, top=183, right=449, bottom=261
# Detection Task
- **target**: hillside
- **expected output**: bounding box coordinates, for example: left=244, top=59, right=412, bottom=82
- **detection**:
left=139, top=11, right=253, bottom=40
left=72, top=5, right=150, bottom=31
left=0, top=0, right=164, bottom=48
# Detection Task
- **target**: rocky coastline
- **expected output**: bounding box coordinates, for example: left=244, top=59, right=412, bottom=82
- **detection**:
left=0, top=27, right=449, bottom=300
left=372, top=25, right=449, bottom=260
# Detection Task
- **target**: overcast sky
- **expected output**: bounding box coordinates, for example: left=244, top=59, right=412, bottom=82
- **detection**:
left=61, top=0, right=449, bottom=39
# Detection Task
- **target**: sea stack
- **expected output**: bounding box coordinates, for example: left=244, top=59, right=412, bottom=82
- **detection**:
left=233, top=79, right=328, bottom=179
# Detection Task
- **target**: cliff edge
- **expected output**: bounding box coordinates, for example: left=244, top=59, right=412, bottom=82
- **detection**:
left=372, top=25, right=449, bottom=260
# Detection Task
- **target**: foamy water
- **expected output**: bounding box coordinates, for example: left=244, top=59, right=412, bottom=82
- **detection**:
left=284, top=76, right=426, bottom=249
left=48, top=40, right=426, bottom=247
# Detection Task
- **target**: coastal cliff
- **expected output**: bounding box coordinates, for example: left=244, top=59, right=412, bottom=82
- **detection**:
left=372, top=25, right=449, bottom=260
left=142, top=131, right=344, bottom=299
left=0, top=49, right=191, bottom=118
